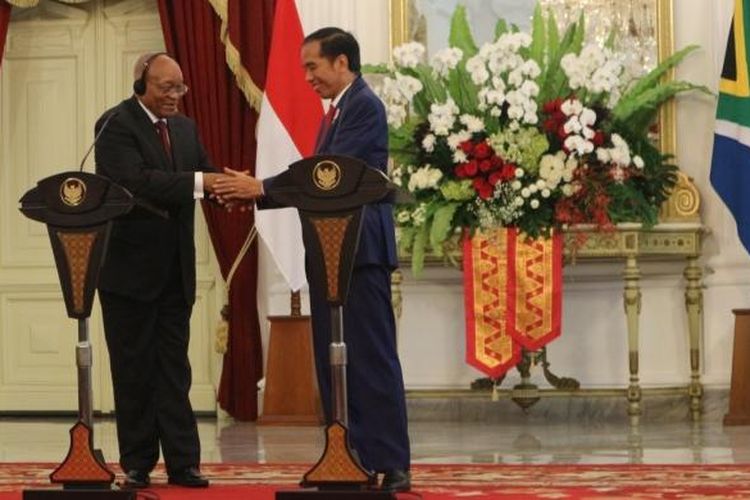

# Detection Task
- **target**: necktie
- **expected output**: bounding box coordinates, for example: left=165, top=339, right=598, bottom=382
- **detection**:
left=155, top=119, right=172, bottom=163
left=315, top=104, right=337, bottom=153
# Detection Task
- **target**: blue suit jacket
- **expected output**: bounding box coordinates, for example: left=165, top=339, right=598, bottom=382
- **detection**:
left=263, top=75, right=398, bottom=269
left=318, top=75, right=397, bottom=268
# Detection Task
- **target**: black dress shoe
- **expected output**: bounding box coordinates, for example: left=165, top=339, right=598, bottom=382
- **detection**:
left=167, top=466, right=209, bottom=488
left=381, top=469, right=411, bottom=492
left=122, top=469, right=150, bottom=489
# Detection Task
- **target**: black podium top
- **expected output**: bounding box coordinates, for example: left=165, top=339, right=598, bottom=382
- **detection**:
left=19, top=171, right=165, bottom=319
left=263, top=155, right=403, bottom=306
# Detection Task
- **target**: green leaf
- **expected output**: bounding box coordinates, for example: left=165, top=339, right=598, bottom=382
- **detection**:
left=570, top=12, right=586, bottom=53
left=495, top=18, right=509, bottom=40
left=411, top=222, right=430, bottom=277
left=537, top=17, right=577, bottom=103
left=447, top=67, right=478, bottom=112
left=397, top=225, right=416, bottom=255
left=547, top=9, right=560, bottom=55
left=402, top=66, right=447, bottom=116
left=429, top=203, right=459, bottom=252
left=361, top=63, right=390, bottom=74
left=604, top=28, right=616, bottom=50
left=615, top=45, right=700, bottom=113
left=529, top=4, right=546, bottom=65
left=449, top=5, right=478, bottom=58
left=612, top=81, right=711, bottom=134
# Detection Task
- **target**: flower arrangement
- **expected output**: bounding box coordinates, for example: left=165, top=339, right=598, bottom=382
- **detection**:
left=367, top=5, right=706, bottom=274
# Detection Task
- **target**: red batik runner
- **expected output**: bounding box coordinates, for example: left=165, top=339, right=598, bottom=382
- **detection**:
left=463, top=228, right=563, bottom=378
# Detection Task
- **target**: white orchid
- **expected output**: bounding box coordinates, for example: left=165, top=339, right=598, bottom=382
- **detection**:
left=393, top=42, right=425, bottom=69
left=431, top=47, right=463, bottom=77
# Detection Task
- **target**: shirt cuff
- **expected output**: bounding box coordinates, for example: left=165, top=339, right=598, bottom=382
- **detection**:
left=194, top=172, right=204, bottom=199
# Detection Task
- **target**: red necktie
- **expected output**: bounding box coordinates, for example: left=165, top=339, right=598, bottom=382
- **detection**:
left=315, top=104, right=336, bottom=153
left=155, top=119, right=172, bottom=163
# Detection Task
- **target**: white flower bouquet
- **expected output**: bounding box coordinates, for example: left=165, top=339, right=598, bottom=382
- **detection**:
left=366, top=4, right=707, bottom=274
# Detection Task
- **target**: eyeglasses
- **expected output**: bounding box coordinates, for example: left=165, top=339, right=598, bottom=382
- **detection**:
left=156, top=83, right=189, bottom=96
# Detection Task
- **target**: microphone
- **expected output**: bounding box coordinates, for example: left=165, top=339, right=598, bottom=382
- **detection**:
left=79, top=110, right=119, bottom=172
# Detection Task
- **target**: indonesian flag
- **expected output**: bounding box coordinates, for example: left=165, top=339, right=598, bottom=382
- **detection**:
left=255, top=0, right=323, bottom=290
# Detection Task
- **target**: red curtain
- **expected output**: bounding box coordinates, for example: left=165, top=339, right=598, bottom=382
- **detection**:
left=157, top=1, right=274, bottom=420
left=0, top=1, right=11, bottom=68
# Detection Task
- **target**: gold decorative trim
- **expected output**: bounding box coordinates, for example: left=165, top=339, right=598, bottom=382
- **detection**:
left=661, top=171, right=701, bottom=221
left=6, top=0, right=40, bottom=6
left=207, top=0, right=263, bottom=112
left=389, top=0, right=409, bottom=53
left=6, top=0, right=92, bottom=6
left=656, top=0, right=676, bottom=157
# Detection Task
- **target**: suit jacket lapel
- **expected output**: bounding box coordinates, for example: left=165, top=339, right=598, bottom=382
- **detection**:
left=167, top=118, right=183, bottom=171
left=318, top=76, right=364, bottom=153
left=127, top=97, right=173, bottom=171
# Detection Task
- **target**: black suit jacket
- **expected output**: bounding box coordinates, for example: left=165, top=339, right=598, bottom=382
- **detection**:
left=94, top=97, right=214, bottom=304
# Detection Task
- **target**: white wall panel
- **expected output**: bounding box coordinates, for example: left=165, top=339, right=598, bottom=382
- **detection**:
left=0, top=290, right=77, bottom=410
left=0, top=0, right=222, bottom=413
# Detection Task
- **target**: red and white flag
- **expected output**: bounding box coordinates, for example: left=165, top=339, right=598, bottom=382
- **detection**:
left=255, top=0, right=323, bottom=291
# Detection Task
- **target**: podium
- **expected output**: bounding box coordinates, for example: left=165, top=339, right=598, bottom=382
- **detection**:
left=18, top=172, right=161, bottom=499
left=264, top=156, right=401, bottom=499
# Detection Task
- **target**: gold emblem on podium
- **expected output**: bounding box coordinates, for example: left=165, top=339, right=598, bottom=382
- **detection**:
left=60, top=178, right=87, bottom=207
left=313, top=160, right=341, bottom=191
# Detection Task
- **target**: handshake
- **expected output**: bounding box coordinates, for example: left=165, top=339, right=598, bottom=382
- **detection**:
left=204, top=168, right=264, bottom=209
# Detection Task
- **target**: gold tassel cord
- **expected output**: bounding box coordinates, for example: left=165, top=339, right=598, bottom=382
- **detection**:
left=207, top=0, right=263, bottom=112
left=6, top=0, right=92, bottom=6
left=215, top=225, right=258, bottom=354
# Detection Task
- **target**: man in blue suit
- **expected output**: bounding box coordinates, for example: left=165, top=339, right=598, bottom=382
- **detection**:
left=215, top=27, right=411, bottom=492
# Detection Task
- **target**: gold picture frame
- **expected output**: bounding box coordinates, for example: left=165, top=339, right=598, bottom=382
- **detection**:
left=387, top=0, right=699, bottom=221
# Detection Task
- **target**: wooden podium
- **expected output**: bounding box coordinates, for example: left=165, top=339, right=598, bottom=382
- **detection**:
left=258, top=311, right=323, bottom=426
left=724, top=309, right=750, bottom=425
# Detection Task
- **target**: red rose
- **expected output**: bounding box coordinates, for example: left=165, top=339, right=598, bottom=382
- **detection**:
left=543, top=98, right=562, bottom=114
left=460, top=140, right=474, bottom=154
left=478, top=159, right=493, bottom=172
left=491, top=156, right=503, bottom=169
left=473, top=142, right=492, bottom=160
left=454, top=164, right=468, bottom=178
left=557, top=125, right=568, bottom=141
left=488, top=171, right=504, bottom=186
left=465, top=160, right=479, bottom=177
left=479, top=184, right=494, bottom=199
left=593, top=130, right=605, bottom=146
left=543, top=118, right=558, bottom=133
left=471, top=178, right=494, bottom=199
left=500, top=163, right=516, bottom=180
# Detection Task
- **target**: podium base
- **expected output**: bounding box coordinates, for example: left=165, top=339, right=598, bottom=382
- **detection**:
left=277, top=490, right=397, bottom=499
left=23, top=489, right=135, bottom=499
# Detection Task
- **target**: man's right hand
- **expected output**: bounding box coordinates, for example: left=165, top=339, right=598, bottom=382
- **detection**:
left=213, top=168, right=264, bottom=200
left=204, top=172, right=229, bottom=194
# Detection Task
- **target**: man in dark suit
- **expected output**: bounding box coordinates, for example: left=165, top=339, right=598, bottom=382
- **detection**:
left=214, top=28, right=411, bottom=492
left=94, top=52, right=225, bottom=489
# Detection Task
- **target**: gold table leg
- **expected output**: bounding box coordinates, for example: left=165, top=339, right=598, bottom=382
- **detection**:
left=684, top=255, right=703, bottom=421
left=624, top=255, right=642, bottom=425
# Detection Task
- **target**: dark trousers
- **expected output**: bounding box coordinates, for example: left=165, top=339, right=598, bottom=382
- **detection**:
left=99, top=263, right=200, bottom=474
left=309, top=264, right=411, bottom=472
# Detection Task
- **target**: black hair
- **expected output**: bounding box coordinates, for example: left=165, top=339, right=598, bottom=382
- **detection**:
left=303, top=27, right=361, bottom=73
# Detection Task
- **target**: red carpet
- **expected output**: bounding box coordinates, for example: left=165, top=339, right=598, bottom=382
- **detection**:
left=2, top=462, right=750, bottom=498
